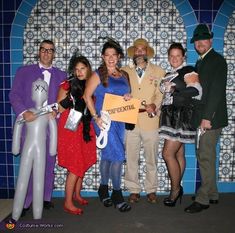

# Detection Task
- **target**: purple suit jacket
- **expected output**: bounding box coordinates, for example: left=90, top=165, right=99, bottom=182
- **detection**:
left=9, top=64, right=67, bottom=116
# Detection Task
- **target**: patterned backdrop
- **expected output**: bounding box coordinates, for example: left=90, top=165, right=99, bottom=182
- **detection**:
left=21, top=0, right=235, bottom=193
left=220, top=11, right=235, bottom=182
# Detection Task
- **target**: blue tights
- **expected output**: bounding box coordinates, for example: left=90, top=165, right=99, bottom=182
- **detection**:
left=100, top=159, right=122, bottom=190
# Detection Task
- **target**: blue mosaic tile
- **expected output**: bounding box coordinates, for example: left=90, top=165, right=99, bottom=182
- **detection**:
left=8, top=176, right=15, bottom=188
left=8, top=164, right=14, bottom=176
left=4, top=25, right=11, bottom=37
left=214, top=0, right=224, bottom=9
left=0, top=165, right=7, bottom=176
left=4, top=38, right=10, bottom=50
left=0, top=189, right=8, bottom=198
left=201, top=0, right=213, bottom=10
left=200, top=11, right=213, bottom=23
left=0, top=105, right=4, bottom=115
left=0, top=129, right=5, bottom=140
left=188, top=0, right=199, bottom=9
left=9, top=188, right=15, bottom=198
left=0, top=153, right=7, bottom=164
left=0, top=176, right=7, bottom=188
left=3, top=12, right=15, bottom=24
left=3, top=51, right=10, bottom=63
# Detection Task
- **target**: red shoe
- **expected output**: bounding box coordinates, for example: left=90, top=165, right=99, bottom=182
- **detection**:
left=63, top=205, right=83, bottom=215
left=73, top=197, right=89, bottom=206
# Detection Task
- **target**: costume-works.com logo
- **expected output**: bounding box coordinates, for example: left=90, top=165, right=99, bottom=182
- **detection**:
left=5, top=222, right=16, bottom=230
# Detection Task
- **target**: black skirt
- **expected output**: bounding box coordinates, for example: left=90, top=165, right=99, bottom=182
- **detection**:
left=159, top=105, right=196, bottom=143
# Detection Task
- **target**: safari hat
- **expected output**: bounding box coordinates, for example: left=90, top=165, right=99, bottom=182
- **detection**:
left=127, top=38, right=154, bottom=58
left=190, top=24, right=214, bottom=43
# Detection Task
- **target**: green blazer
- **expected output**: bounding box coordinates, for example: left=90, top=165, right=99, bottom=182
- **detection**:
left=193, top=48, right=228, bottom=129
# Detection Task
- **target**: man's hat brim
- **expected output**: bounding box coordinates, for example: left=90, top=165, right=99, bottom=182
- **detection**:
left=190, top=32, right=214, bottom=43
left=127, top=38, right=155, bottom=58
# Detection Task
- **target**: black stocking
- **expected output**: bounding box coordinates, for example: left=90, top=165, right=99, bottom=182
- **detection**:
left=162, top=140, right=185, bottom=199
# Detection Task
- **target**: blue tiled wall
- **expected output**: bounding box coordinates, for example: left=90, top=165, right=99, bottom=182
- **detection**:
left=0, top=0, right=23, bottom=198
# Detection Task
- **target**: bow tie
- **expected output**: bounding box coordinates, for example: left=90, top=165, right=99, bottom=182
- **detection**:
left=41, top=67, right=52, bottom=74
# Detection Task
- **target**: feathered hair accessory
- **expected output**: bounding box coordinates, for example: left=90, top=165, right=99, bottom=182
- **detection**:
left=67, top=48, right=83, bottom=76
left=98, top=36, right=124, bottom=58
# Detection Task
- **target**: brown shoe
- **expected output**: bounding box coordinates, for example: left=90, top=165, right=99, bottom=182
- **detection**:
left=128, top=193, right=140, bottom=203
left=147, top=192, right=157, bottom=203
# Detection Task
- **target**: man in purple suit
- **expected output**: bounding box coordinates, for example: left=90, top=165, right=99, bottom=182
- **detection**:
left=9, top=40, right=66, bottom=214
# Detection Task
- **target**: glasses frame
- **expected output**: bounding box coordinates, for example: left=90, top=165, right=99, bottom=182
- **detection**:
left=40, top=47, right=55, bottom=54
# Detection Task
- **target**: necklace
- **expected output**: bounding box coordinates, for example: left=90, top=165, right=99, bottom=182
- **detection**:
left=112, top=70, right=118, bottom=76
left=108, top=69, right=119, bottom=77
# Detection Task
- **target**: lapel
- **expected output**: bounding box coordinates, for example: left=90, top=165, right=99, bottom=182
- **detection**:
left=130, top=67, right=140, bottom=86
left=47, top=68, right=56, bottom=103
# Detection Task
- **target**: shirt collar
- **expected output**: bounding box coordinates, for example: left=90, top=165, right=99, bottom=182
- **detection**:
left=39, top=62, right=52, bottom=70
left=200, top=47, right=212, bottom=60
left=172, top=64, right=184, bottom=72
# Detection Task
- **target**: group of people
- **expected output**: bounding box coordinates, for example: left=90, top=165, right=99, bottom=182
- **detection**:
left=9, top=23, right=228, bottom=221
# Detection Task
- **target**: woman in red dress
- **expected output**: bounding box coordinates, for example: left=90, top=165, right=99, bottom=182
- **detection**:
left=57, top=54, right=96, bottom=215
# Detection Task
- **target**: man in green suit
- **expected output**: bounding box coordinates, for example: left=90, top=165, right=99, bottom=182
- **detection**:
left=185, top=24, right=228, bottom=213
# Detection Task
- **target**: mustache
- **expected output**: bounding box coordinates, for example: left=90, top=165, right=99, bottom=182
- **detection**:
left=133, top=55, right=148, bottom=65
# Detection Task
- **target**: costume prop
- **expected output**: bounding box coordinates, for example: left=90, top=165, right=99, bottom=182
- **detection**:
left=102, top=93, right=140, bottom=124
left=96, top=110, right=111, bottom=149
left=16, top=103, right=58, bottom=124
left=196, top=127, right=205, bottom=150
left=11, top=79, right=57, bottom=221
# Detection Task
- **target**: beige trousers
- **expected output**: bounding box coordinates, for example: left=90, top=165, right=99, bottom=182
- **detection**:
left=125, top=126, right=159, bottom=194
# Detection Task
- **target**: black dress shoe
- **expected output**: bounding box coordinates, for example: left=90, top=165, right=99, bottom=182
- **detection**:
left=184, top=202, right=209, bottom=213
left=44, top=201, right=54, bottom=209
left=21, top=207, right=30, bottom=217
left=209, top=199, right=219, bottom=204
left=191, top=196, right=219, bottom=204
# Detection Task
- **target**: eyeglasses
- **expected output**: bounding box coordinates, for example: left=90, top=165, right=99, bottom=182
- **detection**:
left=40, top=47, right=55, bottom=54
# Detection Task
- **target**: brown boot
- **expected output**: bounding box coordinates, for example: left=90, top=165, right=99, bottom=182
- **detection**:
left=128, top=193, right=140, bottom=203
left=146, top=192, right=157, bottom=204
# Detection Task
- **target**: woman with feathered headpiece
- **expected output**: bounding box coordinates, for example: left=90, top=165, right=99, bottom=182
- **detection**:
left=57, top=50, right=97, bottom=215
left=84, top=37, right=132, bottom=212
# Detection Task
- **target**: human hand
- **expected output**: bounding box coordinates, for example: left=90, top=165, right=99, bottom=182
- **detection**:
left=123, top=93, right=132, bottom=101
left=146, top=103, right=156, bottom=114
left=200, top=119, right=212, bottom=130
left=163, top=81, right=176, bottom=93
left=22, top=111, right=37, bottom=122
left=49, top=110, right=57, bottom=119
left=184, top=72, right=199, bottom=85
left=94, top=117, right=103, bottom=129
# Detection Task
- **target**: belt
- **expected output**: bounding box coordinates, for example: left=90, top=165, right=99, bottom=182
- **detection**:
left=139, top=109, right=146, bottom=113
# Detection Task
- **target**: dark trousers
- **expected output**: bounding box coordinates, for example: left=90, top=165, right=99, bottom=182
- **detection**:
left=195, top=128, right=222, bottom=205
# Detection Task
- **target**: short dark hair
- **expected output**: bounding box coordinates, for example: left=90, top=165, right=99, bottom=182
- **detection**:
left=39, top=40, right=55, bottom=48
left=168, top=42, right=186, bottom=57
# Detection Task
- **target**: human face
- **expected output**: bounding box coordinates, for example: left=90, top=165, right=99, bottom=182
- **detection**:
left=74, top=62, right=88, bottom=80
left=102, top=48, right=120, bottom=69
left=168, top=48, right=185, bottom=69
left=39, top=42, right=55, bottom=67
left=194, top=39, right=212, bottom=56
left=134, top=44, right=147, bottom=57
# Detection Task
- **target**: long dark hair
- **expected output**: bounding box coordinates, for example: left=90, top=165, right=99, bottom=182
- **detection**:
left=98, top=38, right=124, bottom=87
left=67, top=54, right=92, bottom=98
left=68, top=54, right=92, bottom=79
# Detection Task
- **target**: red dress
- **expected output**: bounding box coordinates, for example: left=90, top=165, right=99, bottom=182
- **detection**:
left=57, top=82, right=97, bottom=177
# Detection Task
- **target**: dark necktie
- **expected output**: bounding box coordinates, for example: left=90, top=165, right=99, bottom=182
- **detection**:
left=136, top=67, right=144, bottom=78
